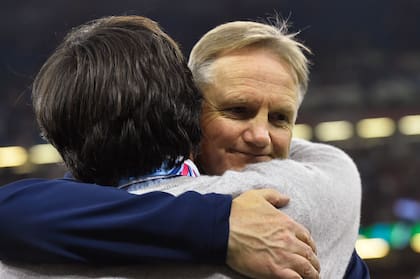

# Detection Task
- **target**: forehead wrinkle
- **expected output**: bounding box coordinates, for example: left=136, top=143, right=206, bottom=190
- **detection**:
left=213, top=67, right=298, bottom=103
left=212, top=50, right=297, bottom=88
left=216, top=89, right=251, bottom=104
left=215, top=80, right=297, bottom=105
left=216, top=66, right=295, bottom=90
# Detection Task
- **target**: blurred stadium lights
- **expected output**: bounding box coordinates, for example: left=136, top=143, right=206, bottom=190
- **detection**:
left=293, top=124, right=312, bottom=140
left=357, top=222, right=420, bottom=259
left=399, top=114, right=420, bottom=135
left=412, top=223, right=420, bottom=253
left=315, top=120, right=353, bottom=141
left=356, top=238, right=390, bottom=259
left=1, top=114, right=419, bottom=169
left=29, top=144, right=62, bottom=165
left=356, top=117, right=396, bottom=139
left=2, top=114, right=419, bottom=169
left=0, top=146, right=27, bottom=168
left=389, top=222, right=412, bottom=249
left=298, top=115, right=418, bottom=141
left=393, top=198, right=420, bottom=221
left=356, top=223, right=420, bottom=259
left=0, top=144, right=62, bottom=169
left=411, top=233, right=420, bottom=253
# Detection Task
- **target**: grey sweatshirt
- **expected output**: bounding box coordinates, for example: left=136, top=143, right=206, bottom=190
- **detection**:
left=0, top=139, right=362, bottom=278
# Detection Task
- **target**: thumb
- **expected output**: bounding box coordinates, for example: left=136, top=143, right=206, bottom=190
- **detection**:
left=252, top=188, right=290, bottom=208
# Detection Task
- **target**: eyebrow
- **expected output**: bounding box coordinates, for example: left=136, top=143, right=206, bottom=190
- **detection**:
left=208, top=92, right=249, bottom=107
left=270, top=102, right=297, bottom=119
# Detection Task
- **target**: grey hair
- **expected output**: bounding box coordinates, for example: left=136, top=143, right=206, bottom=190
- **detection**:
left=188, top=19, right=311, bottom=107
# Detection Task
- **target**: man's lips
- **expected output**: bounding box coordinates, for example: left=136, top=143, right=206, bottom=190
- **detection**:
left=228, top=149, right=272, bottom=162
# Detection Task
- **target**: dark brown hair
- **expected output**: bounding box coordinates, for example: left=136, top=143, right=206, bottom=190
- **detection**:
left=33, top=16, right=202, bottom=185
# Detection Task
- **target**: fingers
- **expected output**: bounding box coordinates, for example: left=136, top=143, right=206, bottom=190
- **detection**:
left=249, top=188, right=290, bottom=208
left=296, top=231, right=317, bottom=258
left=287, top=254, right=320, bottom=279
left=293, top=222, right=318, bottom=256
left=267, top=241, right=319, bottom=279
left=282, top=219, right=320, bottom=273
left=272, top=266, right=318, bottom=279
left=273, top=256, right=320, bottom=279
left=267, top=218, right=320, bottom=274
left=244, top=247, right=320, bottom=279
left=288, top=234, right=320, bottom=274
left=228, top=191, right=320, bottom=279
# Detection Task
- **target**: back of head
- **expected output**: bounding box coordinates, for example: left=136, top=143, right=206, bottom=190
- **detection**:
left=188, top=19, right=310, bottom=106
left=33, top=15, right=202, bottom=186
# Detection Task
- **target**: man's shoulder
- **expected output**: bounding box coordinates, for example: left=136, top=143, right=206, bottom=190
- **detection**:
left=0, top=178, right=130, bottom=207
left=2, top=178, right=68, bottom=188
left=0, top=178, right=66, bottom=197
left=1, top=178, right=100, bottom=193
left=290, top=138, right=355, bottom=164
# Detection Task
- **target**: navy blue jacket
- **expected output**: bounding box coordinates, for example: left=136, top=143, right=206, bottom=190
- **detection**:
left=345, top=250, right=371, bottom=279
left=0, top=178, right=231, bottom=264
left=0, top=178, right=369, bottom=278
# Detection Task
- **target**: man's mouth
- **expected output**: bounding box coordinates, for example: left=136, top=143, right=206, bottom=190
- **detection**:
left=229, top=150, right=272, bottom=162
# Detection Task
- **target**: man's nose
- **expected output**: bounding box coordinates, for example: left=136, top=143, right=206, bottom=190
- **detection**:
left=243, top=120, right=271, bottom=148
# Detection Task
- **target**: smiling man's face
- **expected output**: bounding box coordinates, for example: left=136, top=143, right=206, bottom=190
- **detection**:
left=197, top=47, right=299, bottom=175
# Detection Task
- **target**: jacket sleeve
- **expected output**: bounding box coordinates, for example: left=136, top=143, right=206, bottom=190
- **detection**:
left=0, top=178, right=231, bottom=264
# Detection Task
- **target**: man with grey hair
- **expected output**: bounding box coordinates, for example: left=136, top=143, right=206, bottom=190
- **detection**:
left=187, top=20, right=368, bottom=278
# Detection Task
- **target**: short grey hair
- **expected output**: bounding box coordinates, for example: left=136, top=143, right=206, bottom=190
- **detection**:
left=188, top=20, right=311, bottom=107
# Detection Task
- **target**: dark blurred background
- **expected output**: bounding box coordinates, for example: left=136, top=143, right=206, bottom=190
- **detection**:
left=1, top=0, right=419, bottom=277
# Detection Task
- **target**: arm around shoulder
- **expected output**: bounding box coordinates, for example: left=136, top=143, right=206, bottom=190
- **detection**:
left=0, top=178, right=231, bottom=264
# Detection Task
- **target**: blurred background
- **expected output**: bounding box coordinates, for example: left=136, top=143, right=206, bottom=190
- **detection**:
left=0, top=0, right=419, bottom=277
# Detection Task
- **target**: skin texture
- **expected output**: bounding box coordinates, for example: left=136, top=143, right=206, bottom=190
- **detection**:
left=198, top=47, right=299, bottom=175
